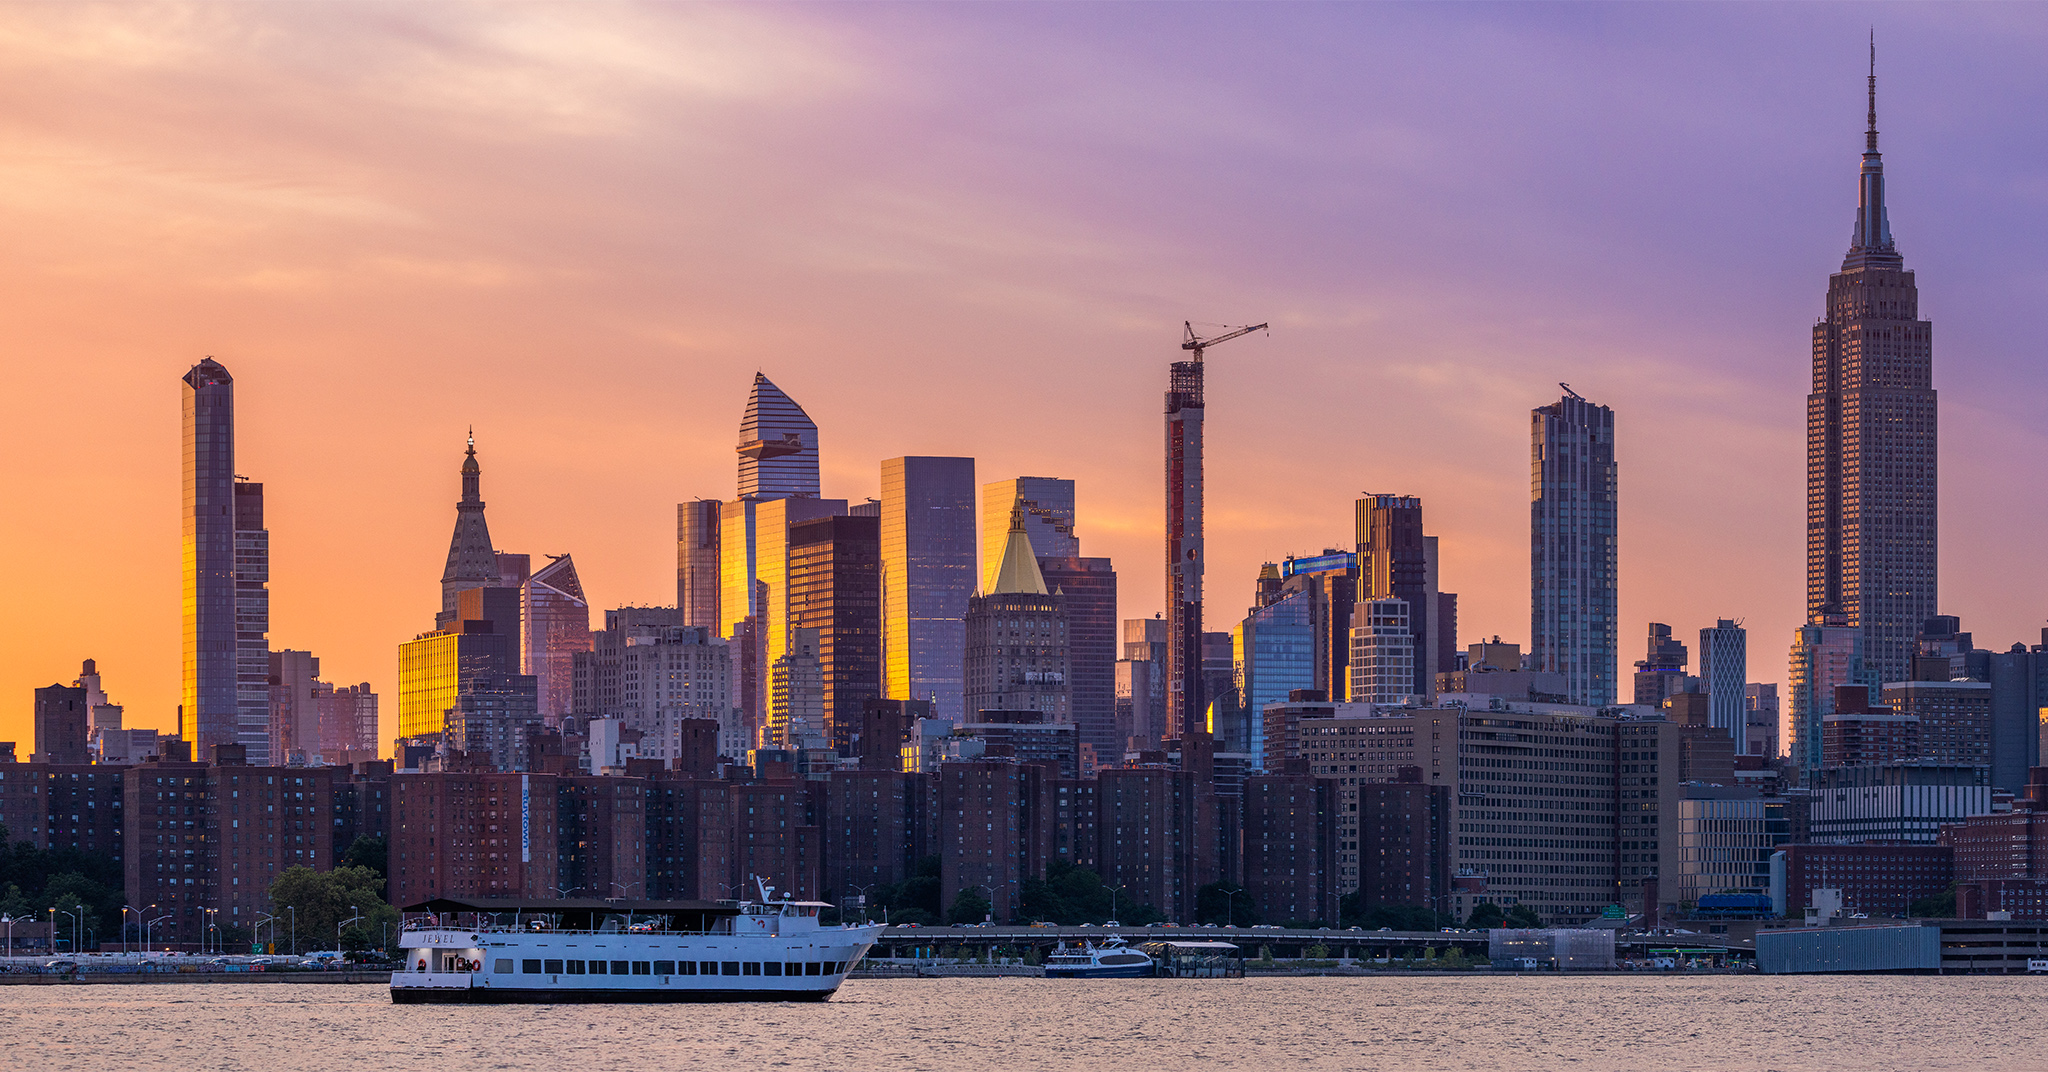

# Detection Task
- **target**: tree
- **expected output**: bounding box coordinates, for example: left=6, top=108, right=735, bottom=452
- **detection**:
left=946, top=889, right=992, bottom=926
left=1909, top=883, right=1957, bottom=918
left=1504, top=904, right=1543, bottom=928
left=1465, top=902, right=1506, bottom=929
left=268, top=865, right=398, bottom=953
left=1016, top=861, right=1164, bottom=926
left=1195, top=883, right=1260, bottom=927
left=340, top=836, right=389, bottom=884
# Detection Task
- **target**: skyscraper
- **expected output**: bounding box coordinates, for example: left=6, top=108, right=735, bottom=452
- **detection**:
left=524, top=554, right=592, bottom=723
left=979, top=477, right=1077, bottom=594
left=1805, top=53, right=1937, bottom=688
left=881, top=456, right=976, bottom=720
left=233, top=479, right=271, bottom=764
left=1698, top=619, right=1748, bottom=743
left=1788, top=620, right=1863, bottom=774
left=737, top=372, right=821, bottom=500
left=1531, top=389, right=1619, bottom=706
left=438, top=433, right=498, bottom=630
left=182, top=358, right=239, bottom=760
left=963, top=502, right=1071, bottom=724
left=676, top=499, right=721, bottom=628
left=1165, top=357, right=1205, bottom=739
left=787, top=514, right=883, bottom=750
left=1356, top=495, right=1435, bottom=700
left=1348, top=598, right=1417, bottom=705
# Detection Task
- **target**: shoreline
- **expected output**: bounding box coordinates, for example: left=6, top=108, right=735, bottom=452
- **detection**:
left=0, top=971, right=391, bottom=986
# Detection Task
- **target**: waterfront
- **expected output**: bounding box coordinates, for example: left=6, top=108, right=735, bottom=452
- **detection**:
left=2, top=975, right=2040, bottom=1071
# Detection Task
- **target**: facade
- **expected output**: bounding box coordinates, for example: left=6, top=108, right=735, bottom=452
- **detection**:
left=1746, top=683, right=1781, bottom=760
left=1275, top=552, right=1359, bottom=704
left=266, top=649, right=319, bottom=765
left=1698, top=620, right=1747, bottom=742
left=1530, top=390, right=1619, bottom=706
left=676, top=499, right=722, bottom=629
left=1774, top=843, right=1953, bottom=919
left=786, top=514, right=883, bottom=751
left=390, top=770, right=563, bottom=907
left=979, top=477, right=1077, bottom=594
left=1633, top=623, right=1690, bottom=707
left=1355, top=495, right=1435, bottom=700
left=644, top=774, right=733, bottom=900
left=1789, top=620, right=1864, bottom=777
left=1233, top=595, right=1314, bottom=769
left=1096, top=764, right=1207, bottom=923
left=1036, top=557, right=1117, bottom=774
left=575, top=613, right=739, bottom=764
left=1804, top=66, right=1937, bottom=691
left=820, top=770, right=928, bottom=904
left=523, top=554, right=592, bottom=723
left=398, top=587, right=521, bottom=745
left=881, top=457, right=976, bottom=721
left=730, top=779, right=820, bottom=901
left=1808, top=763, right=1992, bottom=845
left=1358, top=771, right=1451, bottom=914
left=1987, top=642, right=2048, bottom=794
left=1241, top=769, right=1338, bottom=926
left=438, top=435, right=500, bottom=631
left=1882, top=680, right=1992, bottom=769
left=768, top=627, right=826, bottom=748
left=938, top=759, right=1052, bottom=922
left=445, top=675, right=541, bottom=771
left=182, top=358, right=242, bottom=763
left=1670, top=795, right=1787, bottom=905
left=1347, top=598, right=1417, bottom=706
left=1117, top=617, right=1169, bottom=750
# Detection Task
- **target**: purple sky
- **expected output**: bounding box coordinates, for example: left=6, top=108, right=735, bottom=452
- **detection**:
left=4, top=3, right=2046, bottom=744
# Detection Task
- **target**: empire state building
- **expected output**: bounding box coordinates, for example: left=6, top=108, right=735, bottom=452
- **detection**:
left=1805, top=51, right=1937, bottom=693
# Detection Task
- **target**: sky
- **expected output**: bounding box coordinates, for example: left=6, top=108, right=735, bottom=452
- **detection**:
left=4, top=3, right=2047, bottom=754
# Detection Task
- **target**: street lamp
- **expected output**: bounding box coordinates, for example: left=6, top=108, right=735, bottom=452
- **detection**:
left=973, top=884, right=996, bottom=926
left=548, top=886, right=582, bottom=900
left=58, top=908, right=82, bottom=956
left=1105, top=885, right=1128, bottom=929
left=1, top=913, right=21, bottom=958
left=288, top=906, right=297, bottom=956
left=256, top=914, right=276, bottom=956
left=609, top=881, right=641, bottom=901
left=1225, top=887, right=1252, bottom=928
left=847, top=883, right=876, bottom=925
left=339, top=909, right=364, bottom=953
left=145, top=914, right=171, bottom=955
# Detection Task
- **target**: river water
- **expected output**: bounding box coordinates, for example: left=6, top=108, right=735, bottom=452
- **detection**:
left=3, top=975, right=2039, bottom=1071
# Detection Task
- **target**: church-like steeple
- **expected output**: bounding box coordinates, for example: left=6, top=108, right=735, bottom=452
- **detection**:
left=439, top=430, right=499, bottom=628
left=990, top=498, right=1049, bottom=595
left=1845, top=34, right=1901, bottom=270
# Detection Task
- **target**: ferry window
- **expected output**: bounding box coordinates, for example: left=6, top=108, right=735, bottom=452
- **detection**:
left=678, top=962, right=696, bottom=975
left=806, top=962, right=822, bottom=976
left=705, top=962, right=721, bottom=975
left=494, top=960, right=513, bottom=974
left=544, top=960, right=563, bottom=974
left=741, top=962, right=761, bottom=976
left=654, top=960, right=676, bottom=975
left=828, top=962, right=843, bottom=974
left=721, top=962, right=740, bottom=976
left=588, top=961, right=607, bottom=975
left=633, top=962, right=652, bottom=975
left=523, top=960, right=542, bottom=974
left=612, top=961, right=630, bottom=975
left=763, top=963, right=782, bottom=976
left=786, top=962, right=803, bottom=976
left=565, top=961, right=585, bottom=975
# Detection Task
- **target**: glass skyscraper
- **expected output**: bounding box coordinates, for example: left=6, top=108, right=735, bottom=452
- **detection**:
left=736, top=372, right=820, bottom=500
left=524, top=553, right=592, bottom=723
left=1530, top=389, right=1618, bottom=706
left=979, top=477, right=1077, bottom=594
left=882, top=456, right=976, bottom=721
left=233, top=480, right=270, bottom=764
left=1234, top=589, right=1314, bottom=770
left=182, top=358, right=239, bottom=760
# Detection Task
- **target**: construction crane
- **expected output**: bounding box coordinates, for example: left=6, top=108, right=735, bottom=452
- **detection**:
left=1182, top=321, right=1269, bottom=362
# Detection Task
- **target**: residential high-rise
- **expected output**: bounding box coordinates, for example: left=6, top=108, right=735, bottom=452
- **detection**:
left=1745, top=683, right=1782, bottom=760
left=963, top=502, right=1070, bottom=724
left=1164, top=358, right=1205, bottom=739
left=1789, top=620, right=1864, bottom=777
left=1117, top=617, right=1169, bottom=749
left=768, top=627, right=826, bottom=748
left=737, top=372, right=821, bottom=500
left=233, top=479, right=271, bottom=764
left=979, top=477, right=1077, bottom=594
left=1233, top=591, right=1314, bottom=769
left=1348, top=598, right=1417, bottom=706
left=787, top=514, right=883, bottom=751
left=676, top=499, right=722, bottom=628
left=268, top=649, right=319, bottom=764
left=1271, top=552, right=1357, bottom=703
left=1698, top=620, right=1748, bottom=743
left=1531, top=389, right=1619, bottom=706
left=1356, top=495, right=1435, bottom=700
left=881, top=457, right=976, bottom=721
left=523, top=553, right=592, bottom=723
left=33, top=683, right=89, bottom=765
left=182, top=357, right=239, bottom=760
left=1805, top=53, right=1937, bottom=688
left=1633, top=624, right=1690, bottom=707
left=438, top=433, right=499, bottom=630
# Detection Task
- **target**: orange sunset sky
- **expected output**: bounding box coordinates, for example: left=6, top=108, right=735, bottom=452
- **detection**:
left=6, top=4, right=2048, bottom=754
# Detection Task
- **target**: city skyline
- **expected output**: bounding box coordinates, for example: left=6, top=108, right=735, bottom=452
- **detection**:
left=8, top=7, right=2048, bottom=749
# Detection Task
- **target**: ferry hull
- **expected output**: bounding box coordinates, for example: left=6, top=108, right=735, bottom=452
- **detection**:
left=1044, top=966, right=1153, bottom=979
left=391, top=985, right=839, bottom=1004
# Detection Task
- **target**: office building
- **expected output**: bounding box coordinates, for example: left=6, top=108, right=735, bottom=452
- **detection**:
left=1699, top=620, right=1748, bottom=742
left=1118, top=617, right=1169, bottom=749
left=787, top=514, right=883, bottom=751
left=1882, top=680, right=1993, bottom=769
left=1821, top=686, right=1920, bottom=769
left=1233, top=594, right=1313, bottom=769
left=1789, top=620, right=1864, bottom=778
left=881, top=457, right=976, bottom=721
left=737, top=372, right=821, bottom=501
left=1808, top=762, right=1992, bottom=845
left=438, top=434, right=500, bottom=631
left=182, top=358, right=241, bottom=762
left=1531, top=389, right=1619, bottom=706
left=1271, top=552, right=1358, bottom=703
left=768, top=627, right=827, bottom=748
left=676, top=499, right=722, bottom=629
left=979, top=477, right=1077, bottom=594
left=267, top=649, right=319, bottom=764
left=1988, top=639, right=2048, bottom=794
left=1039, top=556, right=1116, bottom=767
left=1773, top=843, right=1953, bottom=920
left=1746, top=683, right=1781, bottom=760
left=963, top=503, right=1070, bottom=724
left=397, top=587, right=520, bottom=744
left=523, top=554, right=592, bottom=723
left=573, top=610, right=741, bottom=762
left=445, top=675, right=541, bottom=772
left=1805, top=61, right=1937, bottom=690
left=1356, top=495, right=1436, bottom=700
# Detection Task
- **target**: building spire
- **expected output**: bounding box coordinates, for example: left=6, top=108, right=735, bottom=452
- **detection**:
left=991, top=497, right=1048, bottom=595
left=1844, top=32, right=1899, bottom=270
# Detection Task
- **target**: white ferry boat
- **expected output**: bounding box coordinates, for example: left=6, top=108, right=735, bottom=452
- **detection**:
left=1044, top=936, right=1154, bottom=979
left=391, top=886, right=881, bottom=1003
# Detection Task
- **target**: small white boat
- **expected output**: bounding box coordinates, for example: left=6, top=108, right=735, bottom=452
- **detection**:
left=1044, top=936, right=1154, bottom=979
